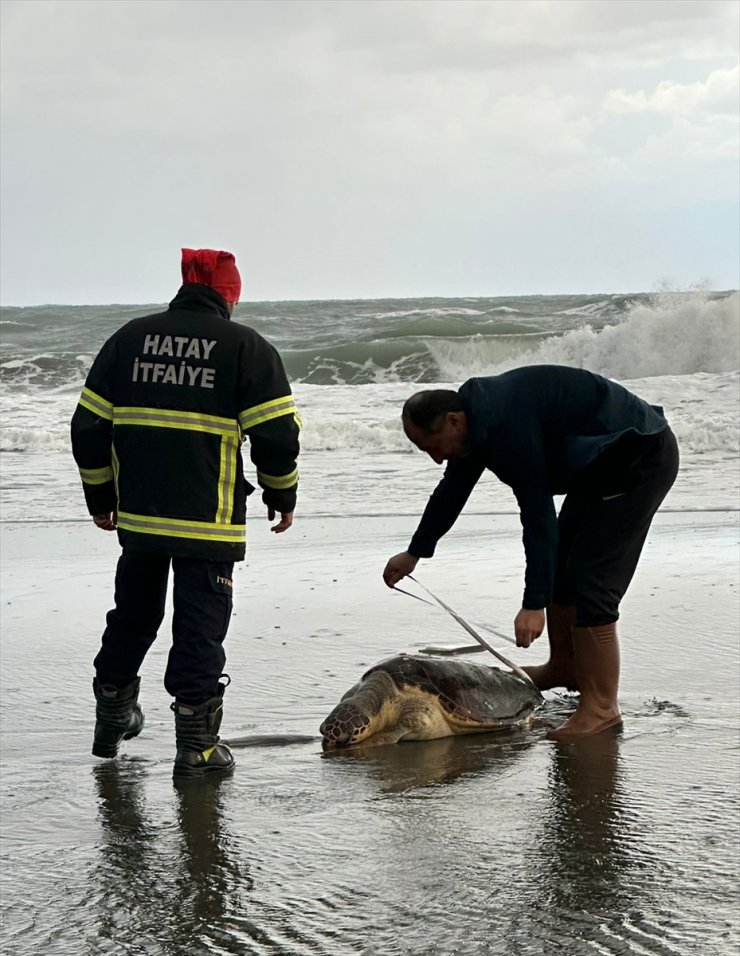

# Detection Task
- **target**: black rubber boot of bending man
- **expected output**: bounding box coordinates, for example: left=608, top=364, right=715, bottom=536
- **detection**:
left=171, top=684, right=235, bottom=778
left=92, top=676, right=145, bottom=758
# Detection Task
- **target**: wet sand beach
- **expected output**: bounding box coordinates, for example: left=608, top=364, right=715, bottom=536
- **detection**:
left=1, top=512, right=738, bottom=955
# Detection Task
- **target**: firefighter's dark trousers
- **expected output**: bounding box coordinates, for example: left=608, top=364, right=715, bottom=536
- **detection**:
left=94, top=551, right=235, bottom=704
left=552, top=426, right=680, bottom=627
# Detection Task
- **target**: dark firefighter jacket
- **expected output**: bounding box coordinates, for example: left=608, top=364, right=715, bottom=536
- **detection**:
left=71, top=284, right=300, bottom=561
left=408, top=365, right=668, bottom=609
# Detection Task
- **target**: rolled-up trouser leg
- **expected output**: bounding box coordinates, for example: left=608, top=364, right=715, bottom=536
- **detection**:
left=165, top=559, right=234, bottom=704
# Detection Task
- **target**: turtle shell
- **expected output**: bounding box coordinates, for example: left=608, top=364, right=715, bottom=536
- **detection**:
left=363, top=654, right=541, bottom=726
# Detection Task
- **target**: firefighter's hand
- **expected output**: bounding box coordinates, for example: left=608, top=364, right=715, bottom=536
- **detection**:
left=93, top=512, right=117, bottom=531
left=514, top=607, right=545, bottom=647
left=383, top=552, right=418, bottom=588
left=268, top=508, right=294, bottom=533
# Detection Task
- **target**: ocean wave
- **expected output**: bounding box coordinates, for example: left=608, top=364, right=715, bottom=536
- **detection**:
left=0, top=353, right=91, bottom=391
left=378, top=316, right=540, bottom=339
left=551, top=298, right=620, bottom=317
left=286, top=331, right=553, bottom=385
left=365, top=307, right=487, bottom=319
left=299, top=419, right=409, bottom=453
left=431, top=292, right=739, bottom=382
left=529, top=292, right=739, bottom=377
left=291, top=291, right=738, bottom=384
left=0, top=429, right=73, bottom=454
left=0, top=292, right=736, bottom=393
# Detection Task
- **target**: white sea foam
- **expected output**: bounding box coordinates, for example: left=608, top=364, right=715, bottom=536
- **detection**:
left=624, top=371, right=740, bottom=454
left=529, top=292, right=739, bottom=378
left=298, top=419, right=408, bottom=453
left=1, top=427, right=73, bottom=454
left=1, top=364, right=737, bottom=461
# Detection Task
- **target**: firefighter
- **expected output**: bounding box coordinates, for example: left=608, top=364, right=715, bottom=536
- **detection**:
left=71, top=249, right=300, bottom=776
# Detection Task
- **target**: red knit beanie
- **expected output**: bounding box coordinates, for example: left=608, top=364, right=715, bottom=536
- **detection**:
left=181, top=248, right=242, bottom=302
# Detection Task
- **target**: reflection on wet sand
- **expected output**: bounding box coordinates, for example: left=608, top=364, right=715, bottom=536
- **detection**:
left=544, top=731, right=634, bottom=903
left=321, top=729, right=535, bottom=793
left=92, top=764, right=250, bottom=952
left=520, top=730, right=653, bottom=950
left=321, top=722, right=653, bottom=954
left=174, top=776, right=254, bottom=929
left=92, top=761, right=168, bottom=949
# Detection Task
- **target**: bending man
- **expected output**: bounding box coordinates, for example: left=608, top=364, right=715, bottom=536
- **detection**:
left=71, top=248, right=300, bottom=776
left=383, top=365, right=678, bottom=740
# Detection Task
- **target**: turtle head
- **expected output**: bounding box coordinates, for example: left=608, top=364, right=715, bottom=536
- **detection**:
left=320, top=701, right=374, bottom=750
left=320, top=671, right=399, bottom=750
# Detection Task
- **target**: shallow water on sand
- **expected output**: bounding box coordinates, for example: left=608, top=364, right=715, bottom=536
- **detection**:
left=1, top=514, right=738, bottom=956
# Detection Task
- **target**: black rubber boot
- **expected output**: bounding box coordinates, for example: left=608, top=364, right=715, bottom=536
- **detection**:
left=92, top=676, right=145, bottom=758
left=171, top=684, right=235, bottom=778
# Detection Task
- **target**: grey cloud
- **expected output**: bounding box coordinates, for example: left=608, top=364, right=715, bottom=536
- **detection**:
left=0, top=0, right=737, bottom=303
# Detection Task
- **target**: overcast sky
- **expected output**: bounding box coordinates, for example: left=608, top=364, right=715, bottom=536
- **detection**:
left=1, top=0, right=738, bottom=304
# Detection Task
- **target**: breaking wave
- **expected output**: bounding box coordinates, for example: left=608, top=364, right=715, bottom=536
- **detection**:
left=429, top=292, right=739, bottom=383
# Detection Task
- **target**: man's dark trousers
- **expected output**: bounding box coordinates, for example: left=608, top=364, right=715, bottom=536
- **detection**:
left=94, top=551, right=235, bottom=703
left=553, top=427, right=680, bottom=626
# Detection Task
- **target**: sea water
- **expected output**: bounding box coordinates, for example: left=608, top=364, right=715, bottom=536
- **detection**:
left=1, top=290, right=738, bottom=521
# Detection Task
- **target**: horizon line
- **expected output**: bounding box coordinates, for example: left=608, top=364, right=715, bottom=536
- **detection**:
left=2, top=287, right=737, bottom=309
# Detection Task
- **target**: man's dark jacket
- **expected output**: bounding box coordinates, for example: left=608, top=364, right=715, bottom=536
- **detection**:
left=408, top=365, right=668, bottom=609
left=71, top=285, right=300, bottom=561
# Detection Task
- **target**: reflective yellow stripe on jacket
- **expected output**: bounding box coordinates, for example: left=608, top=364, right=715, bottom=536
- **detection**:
left=78, top=466, right=114, bottom=486
left=111, top=444, right=120, bottom=497
left=113, top=407, right=239, bottom=437
left=238, top=395, right=297, bottom=431
left=117, top=512, right=246, bottom=544
left=79, top=387, right=113, bottom=420
left=216, top=436, right=239, bottom=523
left=257, top=467, right=298, bottom=490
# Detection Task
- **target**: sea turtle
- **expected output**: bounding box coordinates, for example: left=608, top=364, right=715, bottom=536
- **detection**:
left=320, top=654, right=544, bottom=749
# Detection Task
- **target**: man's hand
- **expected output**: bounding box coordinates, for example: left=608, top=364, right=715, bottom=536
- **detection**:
left=93, top=512, right=117, bottom=531
left=383, top=552, right=419, bottom=588
left=268, top=507, right=294, bottom=533
left=514, top=607, right=545, bottom=647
